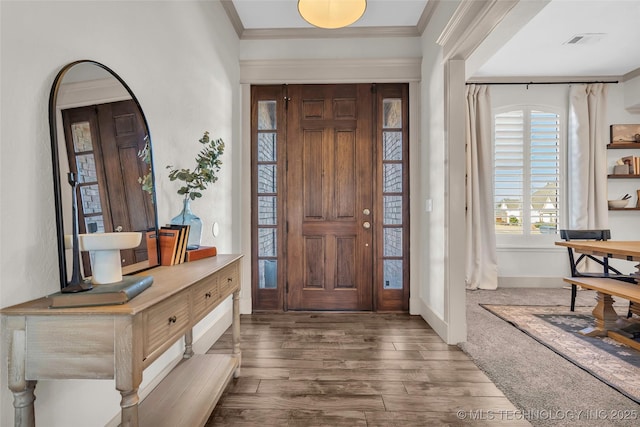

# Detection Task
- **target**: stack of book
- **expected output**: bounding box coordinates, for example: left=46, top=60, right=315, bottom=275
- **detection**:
left=159, top=225, right=190, bottom=266
left=621, top=156, right=640, bottom=175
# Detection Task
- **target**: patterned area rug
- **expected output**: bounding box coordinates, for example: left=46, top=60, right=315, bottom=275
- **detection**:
left=481, top=304, right=640, bottom=404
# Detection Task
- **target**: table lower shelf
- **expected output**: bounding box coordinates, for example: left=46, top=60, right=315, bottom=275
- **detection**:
left=139, top=353, right=238, bottom=427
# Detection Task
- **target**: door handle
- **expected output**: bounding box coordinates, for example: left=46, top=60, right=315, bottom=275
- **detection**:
left=115, top=226, right=123, bottom=232
left=363, top=221, right=371, bottom=229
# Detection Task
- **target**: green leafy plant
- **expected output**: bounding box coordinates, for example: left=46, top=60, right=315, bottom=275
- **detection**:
left=166, top=131, right=225, bottom=201
left=137, top=135, right=154, bottom=196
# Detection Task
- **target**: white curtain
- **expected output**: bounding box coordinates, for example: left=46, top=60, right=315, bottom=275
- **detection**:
left=568, top=83, right=609, bottom=229
left=465, top=84, right=498, bottom=290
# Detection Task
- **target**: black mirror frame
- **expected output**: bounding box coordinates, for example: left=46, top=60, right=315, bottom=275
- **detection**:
left=48, top=60, right=160, bottom=290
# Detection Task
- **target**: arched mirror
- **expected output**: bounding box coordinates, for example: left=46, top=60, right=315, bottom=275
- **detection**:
left=49, top=60, right=159, bottom=290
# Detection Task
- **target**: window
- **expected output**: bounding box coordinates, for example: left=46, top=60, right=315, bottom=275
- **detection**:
left=494, top=108, right=561, bottom=236
left=256, top=100, right=278, bottom=289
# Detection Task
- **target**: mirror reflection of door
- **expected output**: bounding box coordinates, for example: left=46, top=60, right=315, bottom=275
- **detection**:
left=252, top=83, right=409, bottom=312
left=61, top=100, right=154, bottom=276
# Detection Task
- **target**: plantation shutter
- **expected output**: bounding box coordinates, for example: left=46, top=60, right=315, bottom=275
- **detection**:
left=494, top=109, right=560, bottom=235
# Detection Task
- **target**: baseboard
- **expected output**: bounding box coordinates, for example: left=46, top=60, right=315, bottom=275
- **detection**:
left=498, top=276, right=566, bottom=288
left=416, top=297, right=450, bottom=343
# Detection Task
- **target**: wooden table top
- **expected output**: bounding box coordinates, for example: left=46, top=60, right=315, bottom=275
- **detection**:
left=555, top=240, right=640, bottom=261
left=0, top=254, right=243, bottom=316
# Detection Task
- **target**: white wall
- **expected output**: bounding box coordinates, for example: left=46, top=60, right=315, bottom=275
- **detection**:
left=624, top=73, right=640, bottom=113
left=416, top=0, right=462, bottom=340
left=0, top=1, right=240, bottom=426
left=490, top=83, right=640, bottom=286
left=605, top=82, right=640, bottom=273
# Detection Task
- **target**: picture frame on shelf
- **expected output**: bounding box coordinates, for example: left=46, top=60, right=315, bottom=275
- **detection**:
left=610, top=124, right=640, bottom=144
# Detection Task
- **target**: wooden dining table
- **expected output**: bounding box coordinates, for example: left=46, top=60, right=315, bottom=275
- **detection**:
left=555, top=239, right=640, bottom=349
left=555, top=240, right=640, bottom=266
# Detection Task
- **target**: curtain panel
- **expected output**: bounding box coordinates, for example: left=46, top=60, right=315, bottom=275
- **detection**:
left=568, top=83, right=609, bottom=230
left=465, top=84, right=498, bottom=290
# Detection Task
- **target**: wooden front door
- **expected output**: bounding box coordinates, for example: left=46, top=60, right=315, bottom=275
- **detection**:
left=285, top=84, right=374, bottom=310
left=252, top=83, right=409, bottom=312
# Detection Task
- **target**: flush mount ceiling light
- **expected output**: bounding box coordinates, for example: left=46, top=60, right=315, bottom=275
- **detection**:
left=298, top=0, right=367, bottom=29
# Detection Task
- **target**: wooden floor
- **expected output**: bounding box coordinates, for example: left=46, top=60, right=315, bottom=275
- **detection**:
left=206, top=313, right=530, bottom=426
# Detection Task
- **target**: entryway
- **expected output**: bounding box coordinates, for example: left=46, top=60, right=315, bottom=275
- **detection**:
left=251, top=83, right=409, bottom=311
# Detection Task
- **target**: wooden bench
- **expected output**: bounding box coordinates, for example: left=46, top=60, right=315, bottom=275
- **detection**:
left=563, top=276, right=640, bottom=350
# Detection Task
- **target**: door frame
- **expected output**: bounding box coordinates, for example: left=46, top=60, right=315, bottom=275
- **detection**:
left=243, top=59, right=420, bottom=313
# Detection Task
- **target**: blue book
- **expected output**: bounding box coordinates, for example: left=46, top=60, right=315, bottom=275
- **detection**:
left=48, top=275, right=153, bottom=308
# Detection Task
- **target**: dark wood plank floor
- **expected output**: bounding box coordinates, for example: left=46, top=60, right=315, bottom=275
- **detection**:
left=206, top=313, right=529, bottom=426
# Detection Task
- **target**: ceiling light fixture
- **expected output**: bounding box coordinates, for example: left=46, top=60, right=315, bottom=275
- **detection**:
left=298, top=0, right=367, bottom=29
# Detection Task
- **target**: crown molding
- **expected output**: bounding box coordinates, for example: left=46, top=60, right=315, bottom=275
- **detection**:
left=623, top=67, right=640, bottom=82
left=438, top=0, right=518, bottom=61
left=220, top=0, right=244, bottom=38
left=240, top=26, right=420, bottom=40
left=221, top=0, right=427, bottom=40
left=416, top=0, right=439, bottom=35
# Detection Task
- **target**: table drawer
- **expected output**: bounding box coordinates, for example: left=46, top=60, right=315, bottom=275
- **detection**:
left=143, top=292, right=191, bottom=359
left=191, top=274, right=221, bottom=321
left=218, top=262, right=239, bottom=297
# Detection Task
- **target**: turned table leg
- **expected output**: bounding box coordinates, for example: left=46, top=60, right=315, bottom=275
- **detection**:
left=11, top=381, right=36, bottom=427
left=115, top=317, right=142, bottom=427
left=580, top=292, right=619, bottom=336
left=184, top=329, right=194, bottom=359
left=118, top=390, right=140, bottom=427
left=5, top=320, right=36, bottom=427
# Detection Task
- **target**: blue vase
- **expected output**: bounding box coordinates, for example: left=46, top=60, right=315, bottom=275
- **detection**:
left=170, top=198, right=202, bottom=250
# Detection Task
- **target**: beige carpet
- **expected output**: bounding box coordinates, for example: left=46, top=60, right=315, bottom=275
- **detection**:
left=461, top=288, right=640, bottom=427
left=482, top=304, right=640, bottom=404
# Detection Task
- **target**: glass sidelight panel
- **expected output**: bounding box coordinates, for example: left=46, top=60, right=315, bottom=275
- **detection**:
left=84, top=216, right=104, bottom=234
left=383, top=131, right=402, bottom=160
left=75, top=154, right=98, bottom=184
left=383, top=196, right=402, bottom=225
left=258, top=228, right=277, bottom=257
left=383, top=164, right=403, bottom=192
left=380, top=91, right=407, bottom=305
left=258, top=101, right=277, bottom=130
left=383, top=260, right=403, bottom=289
left=383, top=99, right=402, bottom=128
left=258, top=196, right=277, bottom=225
left=383, top=228, right=402, bottom=257
left=258, top=165, right=277, bottom=193
left=259, top=259, right=277, bottom=289
left=80, top=184, right=103, bottom=214
left=71, top=121, right=93, bottom=151
left=254, top=91, right=282, bottom=308
left=258, top=133, right=277, bottom=161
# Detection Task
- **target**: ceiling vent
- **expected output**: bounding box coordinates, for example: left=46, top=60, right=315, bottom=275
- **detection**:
left=564, top=33, right=606, bottom=45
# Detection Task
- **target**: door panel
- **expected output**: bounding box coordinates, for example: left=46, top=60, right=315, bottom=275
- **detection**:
left=286, top=84, right=373, bottom=311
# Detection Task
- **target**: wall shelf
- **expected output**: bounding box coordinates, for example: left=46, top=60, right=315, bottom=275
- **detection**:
left=607, top=174, right=640, bottom=179
left=608, top=207, right=640, bottom=211
left=607, top=143, right=640, bottom=149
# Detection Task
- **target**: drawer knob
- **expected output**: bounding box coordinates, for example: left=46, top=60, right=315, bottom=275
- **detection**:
left=227, top=278, right=232, bottom=283
left=168, top=315, right=177, bottom=324
left=205, top=292, right=212, bottom=299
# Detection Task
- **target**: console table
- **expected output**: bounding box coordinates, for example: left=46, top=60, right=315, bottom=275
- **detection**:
left=1, top=254, right=242, bottom=427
